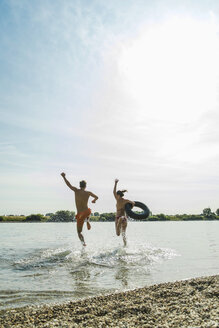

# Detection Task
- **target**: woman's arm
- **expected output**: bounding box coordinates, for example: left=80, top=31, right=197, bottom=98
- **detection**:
left=125, top=199, right=135, bottom=207
left=113, top=179, right=119, bottom=199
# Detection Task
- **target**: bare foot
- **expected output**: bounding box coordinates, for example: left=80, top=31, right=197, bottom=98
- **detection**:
left=80, top=240, right=86, bottom=247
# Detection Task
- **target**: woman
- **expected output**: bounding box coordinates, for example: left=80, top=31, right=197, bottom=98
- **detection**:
left=113, top=179, right=135, bottom=246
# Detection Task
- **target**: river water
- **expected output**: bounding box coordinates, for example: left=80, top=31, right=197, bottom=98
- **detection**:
left=0, top=221, right=218, bottom=309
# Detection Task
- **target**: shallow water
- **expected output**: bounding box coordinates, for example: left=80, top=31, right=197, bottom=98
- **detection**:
left=0, top=221, right=218, bottom=309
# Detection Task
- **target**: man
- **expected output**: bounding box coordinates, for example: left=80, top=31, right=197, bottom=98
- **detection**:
left=113, top=179, right=135, bottom=246
left=61, top=172, right=98, bottom=246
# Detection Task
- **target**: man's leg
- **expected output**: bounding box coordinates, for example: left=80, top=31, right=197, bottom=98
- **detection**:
left=86, top=216, right=91, bottom=230
left=77, top=220, right=86, bottom=246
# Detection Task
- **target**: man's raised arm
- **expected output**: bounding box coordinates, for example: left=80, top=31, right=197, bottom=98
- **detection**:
left=113, top=179, right=119, bottom=199
left=61, top=172, right=77, bottom=192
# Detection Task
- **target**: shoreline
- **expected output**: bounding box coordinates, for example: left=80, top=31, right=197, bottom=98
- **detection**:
left=1, top=220, right=219, bottom=223
left=0, top=275, right=218, bottom=327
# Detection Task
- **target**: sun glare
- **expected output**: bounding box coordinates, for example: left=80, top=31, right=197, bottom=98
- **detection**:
left=118, top=17, right=219, bottom=123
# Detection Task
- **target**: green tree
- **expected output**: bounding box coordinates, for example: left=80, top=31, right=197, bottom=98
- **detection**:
left=202, top=208, right=216, bottom=220
left=157, top=213, right=166, bottom=221
left=26, top=214, right=44, bottom=222
left=216, top=208, right=219, bottom=216
left=50, top=210, right=75, bottom=222
left=203, top=208, right=212, bottom=217
left=94, top=212, right=99, bottom=216
left=100, top=213, right=115, bottom=221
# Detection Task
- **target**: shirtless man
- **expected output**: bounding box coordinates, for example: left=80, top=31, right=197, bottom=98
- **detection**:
left=61, top=172, right=98, bottom=246
left=113, top=179, right=135, bottom=246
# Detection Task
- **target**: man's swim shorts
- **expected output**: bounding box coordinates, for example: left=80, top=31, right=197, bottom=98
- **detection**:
left=76, top=208, right=91, bottom=229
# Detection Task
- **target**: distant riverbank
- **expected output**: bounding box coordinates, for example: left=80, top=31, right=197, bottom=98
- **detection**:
left=1, top=212, right=219, bottom=222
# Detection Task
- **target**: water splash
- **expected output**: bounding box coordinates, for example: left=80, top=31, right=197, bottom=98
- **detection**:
left=13, top=248, right=72, bottom=271
left=1, top=239, right=178, bottom=309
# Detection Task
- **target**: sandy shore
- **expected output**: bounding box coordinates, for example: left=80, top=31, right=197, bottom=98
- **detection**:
left=0, top=275, right=218, bottom=328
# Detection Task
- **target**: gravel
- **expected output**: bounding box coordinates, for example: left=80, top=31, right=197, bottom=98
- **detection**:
left=0, top=275, right=218, bottom=327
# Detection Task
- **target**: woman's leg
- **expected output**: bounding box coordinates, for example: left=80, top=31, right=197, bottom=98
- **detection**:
left=116, top=217, right=127, bottom=246
left=121, top=218, right=127, bottom=246
left=116, top=217, right=123, bottom=236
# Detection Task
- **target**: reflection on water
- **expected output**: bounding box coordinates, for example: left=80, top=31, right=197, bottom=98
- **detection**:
left=70, top=268, right=92, bottom=298
left=0, top=221, right=218, bottom=309
left=115, top=264, right=129, bottom=288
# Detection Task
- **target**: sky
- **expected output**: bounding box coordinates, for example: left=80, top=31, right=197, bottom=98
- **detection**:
left=0, top=0, right=219, bottom=215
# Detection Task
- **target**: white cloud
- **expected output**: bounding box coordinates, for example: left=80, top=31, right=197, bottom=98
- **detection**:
left=80, top=14, right=219, bottom=214
left=1, top=2, right=219, bottom=214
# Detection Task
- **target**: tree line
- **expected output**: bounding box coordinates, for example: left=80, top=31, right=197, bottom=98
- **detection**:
left=1, top=208, right=219, bottom=222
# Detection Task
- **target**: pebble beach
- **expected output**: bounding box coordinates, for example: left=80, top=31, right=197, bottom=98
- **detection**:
left=0, top=275, right=218, bottom=328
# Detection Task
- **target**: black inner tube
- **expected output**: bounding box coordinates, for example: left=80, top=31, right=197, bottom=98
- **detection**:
left=125, top=201, right=150, bottom=220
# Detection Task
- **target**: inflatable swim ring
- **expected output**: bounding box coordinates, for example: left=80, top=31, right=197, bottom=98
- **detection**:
left=125, top=201, right=150, bottom=220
